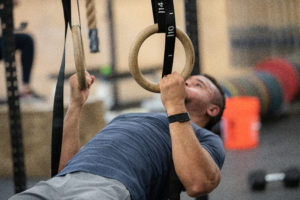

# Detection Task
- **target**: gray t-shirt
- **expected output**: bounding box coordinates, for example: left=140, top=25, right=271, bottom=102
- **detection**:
left=58, top=113, right=225, bottom=200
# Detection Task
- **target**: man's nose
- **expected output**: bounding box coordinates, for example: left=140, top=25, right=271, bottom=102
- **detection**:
left=185, top=81, right=190, bottom=87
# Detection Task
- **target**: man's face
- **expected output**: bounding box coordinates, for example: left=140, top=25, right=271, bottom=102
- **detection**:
left=184, top=75, right=217, bottom=112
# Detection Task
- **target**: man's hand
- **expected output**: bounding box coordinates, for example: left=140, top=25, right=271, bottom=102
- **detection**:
left=69, top=72, right=95, bottom=108
left=159, top=72, right=187, bottom=115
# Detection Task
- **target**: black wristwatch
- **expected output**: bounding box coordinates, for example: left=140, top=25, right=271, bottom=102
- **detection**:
left=168, top=112, right=190, bottom=123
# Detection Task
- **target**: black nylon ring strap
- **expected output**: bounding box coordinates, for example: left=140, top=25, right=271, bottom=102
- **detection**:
left=151, top=0, right=176, bottom=77
left=51, top=0, right=72, bottom=177
left=152, top=3, right=184, bottom=199
left=151, top=0, right=166, bottom=33
left=184, top=0, right=200, bottom=75
left=162, top=1, right=176, bottom=76
left=0, top=0, right=27, bottom=193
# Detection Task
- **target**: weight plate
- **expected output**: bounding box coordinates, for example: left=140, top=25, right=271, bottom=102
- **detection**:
left=221, top=85, right=232, bottom=98
left=256, top=58, right=299, bottom=102
left=243, top=74, right=270, bottom=116
left=256, top=72, right=284, bottom=115
left=220, top=80, right=240, bottom=97
left=228, top=78, right=248, bottom=96
left=236, top=75, right=267, bottom=115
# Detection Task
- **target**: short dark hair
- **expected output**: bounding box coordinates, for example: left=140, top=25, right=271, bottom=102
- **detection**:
left=202, top=74, right=226, bottom=130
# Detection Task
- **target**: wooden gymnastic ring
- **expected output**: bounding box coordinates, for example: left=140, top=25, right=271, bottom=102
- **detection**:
left=72, top=25, right=87, bottom=90
left=129, top=24, right=195, bottom=93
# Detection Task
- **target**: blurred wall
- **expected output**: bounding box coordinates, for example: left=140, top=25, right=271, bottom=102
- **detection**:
left=0, top=0, right=242, bottom=102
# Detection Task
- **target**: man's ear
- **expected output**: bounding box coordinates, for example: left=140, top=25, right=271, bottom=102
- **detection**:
left=206, top=104, right=220, bottom=118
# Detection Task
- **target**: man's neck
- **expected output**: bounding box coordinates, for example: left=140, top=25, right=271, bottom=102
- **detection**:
left=189, top=111, right=208, bottom=128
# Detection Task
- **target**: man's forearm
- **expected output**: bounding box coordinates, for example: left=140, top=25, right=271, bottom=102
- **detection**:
left=58, top=104, right=82, bottom=172
left=169, top=121, right=220, bottom=196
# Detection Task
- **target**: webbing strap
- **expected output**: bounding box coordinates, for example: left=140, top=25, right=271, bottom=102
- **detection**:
left=151, top=0, right=176, bottom=77
left=0, top=0, right=27, bottom=193
left=166, top=161, right=184, bottom=200
left=151, top=2, right=181, bottom=198
left=184, top=0, right=200, bottom=75
left=51, top=0, right=71, bottom=177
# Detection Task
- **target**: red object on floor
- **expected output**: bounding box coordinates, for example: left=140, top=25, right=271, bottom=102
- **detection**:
left=255, top=58, right=299, bottom=102
left=222, top=97, right=260, bottom=150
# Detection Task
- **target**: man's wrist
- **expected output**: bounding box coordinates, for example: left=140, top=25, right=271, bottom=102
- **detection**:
left=165, top=104, right=186, bottom=116
left=69, top=102, right=83, bottom=112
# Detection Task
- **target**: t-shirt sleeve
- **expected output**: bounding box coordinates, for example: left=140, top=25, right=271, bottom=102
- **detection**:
left=193, top=125, right=225, bottom=169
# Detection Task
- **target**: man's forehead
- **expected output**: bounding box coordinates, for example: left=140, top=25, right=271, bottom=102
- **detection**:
left=189, top=75, right=218, bottom=90
left=189, top=75, right=209, bottom=83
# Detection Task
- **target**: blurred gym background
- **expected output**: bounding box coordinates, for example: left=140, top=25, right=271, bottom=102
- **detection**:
left=0, top=0, right=300, bottom=199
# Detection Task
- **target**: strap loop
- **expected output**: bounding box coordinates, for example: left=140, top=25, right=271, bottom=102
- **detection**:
left=51, top=0, right=70, bottom=177
left=151, top=0, right=176, bottom=77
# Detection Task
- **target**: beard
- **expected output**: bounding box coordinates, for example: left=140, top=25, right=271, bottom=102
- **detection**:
left=184, top=89, right=193, bottom=105
left=184, top=96, right=192, bottom=106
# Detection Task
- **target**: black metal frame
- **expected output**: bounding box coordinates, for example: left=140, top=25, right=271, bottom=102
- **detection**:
left=0, top=0, right=27, bottom=193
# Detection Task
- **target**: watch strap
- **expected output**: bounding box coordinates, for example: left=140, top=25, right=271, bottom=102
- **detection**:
left=168, top=112, right=190, bottom=123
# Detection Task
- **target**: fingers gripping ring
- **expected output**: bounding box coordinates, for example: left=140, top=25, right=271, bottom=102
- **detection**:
left=72, top=25, right=87, bottom=90
left=129, top=24, right=195, bottom=93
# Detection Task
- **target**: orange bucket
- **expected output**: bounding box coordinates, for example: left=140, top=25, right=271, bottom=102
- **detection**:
left=222, top=97, right=260, bottom=150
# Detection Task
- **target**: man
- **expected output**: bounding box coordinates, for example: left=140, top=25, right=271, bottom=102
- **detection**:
left=10, top=71, right=225, bottom=200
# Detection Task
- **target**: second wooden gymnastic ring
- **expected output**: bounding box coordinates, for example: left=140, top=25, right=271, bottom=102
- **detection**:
left=72, top=25, right=87, bottom=90
left=129, top=24, right=195, bottom=93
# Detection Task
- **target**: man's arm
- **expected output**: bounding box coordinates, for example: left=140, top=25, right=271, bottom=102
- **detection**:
left=159, top=72, right=221, bottom=197
left=168, top=122, right=221, bottom=196
left=58, top=72, right=95, bottom=172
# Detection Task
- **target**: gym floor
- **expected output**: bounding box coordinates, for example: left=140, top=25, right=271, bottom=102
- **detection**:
left=1, top=104, right=300, bottom=200
left=209, top=106, right=300, bottom=200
